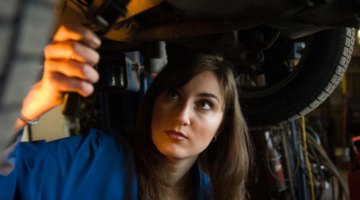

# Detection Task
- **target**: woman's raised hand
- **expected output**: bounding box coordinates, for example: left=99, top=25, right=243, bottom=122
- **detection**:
left=15, top=24, right=101, bottom=129
left=43, top=23, right=101, bottom=100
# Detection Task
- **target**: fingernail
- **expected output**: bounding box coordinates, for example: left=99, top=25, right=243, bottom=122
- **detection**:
left=91, top=37, right=101, bottom=48
left=81, top=82, right=94, bottom=96
left=83, top=66, right=99, bottom=83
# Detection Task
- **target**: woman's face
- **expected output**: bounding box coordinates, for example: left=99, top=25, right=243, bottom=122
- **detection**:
left=151, top=71, right=224, bottom=162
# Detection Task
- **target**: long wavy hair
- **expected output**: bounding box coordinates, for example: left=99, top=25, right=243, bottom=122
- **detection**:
left=133, top=51, right=252, bottom=200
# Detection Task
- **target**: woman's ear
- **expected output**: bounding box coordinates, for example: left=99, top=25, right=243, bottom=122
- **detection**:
left=212, top=135, right=218, bottom=142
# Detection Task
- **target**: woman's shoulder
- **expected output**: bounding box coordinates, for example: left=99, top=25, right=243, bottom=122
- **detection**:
left=13, top=129, right=138, bottom=199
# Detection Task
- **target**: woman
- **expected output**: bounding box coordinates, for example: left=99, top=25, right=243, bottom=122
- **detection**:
left=0, top=24, right=252, bottom=200
left=134, top=51, right=252, bottom=199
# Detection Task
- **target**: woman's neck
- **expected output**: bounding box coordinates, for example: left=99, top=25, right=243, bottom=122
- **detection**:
left=159, top=157, right=197, bottom=200
left=164, top=156, right=197, bottom=187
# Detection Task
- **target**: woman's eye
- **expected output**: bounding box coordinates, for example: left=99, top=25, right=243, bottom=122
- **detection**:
left=197, top=100, right=213, bottom=111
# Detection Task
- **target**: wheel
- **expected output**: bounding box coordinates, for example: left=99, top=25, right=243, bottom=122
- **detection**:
left=239, top=27, right=355, bottom=128
left=0, top=0, right=58, bottom=149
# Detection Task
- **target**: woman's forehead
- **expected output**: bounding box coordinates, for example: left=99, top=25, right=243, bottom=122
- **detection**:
left=182, top=71, right=223, bottom=99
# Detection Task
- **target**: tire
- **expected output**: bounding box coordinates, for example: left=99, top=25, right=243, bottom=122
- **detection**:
left=0, top=0, right=58, bottom=149
left=240, top=27, right=355, bottom=128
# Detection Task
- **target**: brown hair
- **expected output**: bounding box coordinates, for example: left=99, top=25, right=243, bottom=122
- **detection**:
left=133, top=52, right=252, bottom=200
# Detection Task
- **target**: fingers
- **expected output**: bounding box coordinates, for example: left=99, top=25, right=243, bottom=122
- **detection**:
left=45, top=60, right=99, bottom=84
left=42, top=24, right=101, bottom=97
left=44, top=41, right=100, bottom=65
left=53, top=24, right=101, bottom=49
left=51, top=73, right=95, bottom=97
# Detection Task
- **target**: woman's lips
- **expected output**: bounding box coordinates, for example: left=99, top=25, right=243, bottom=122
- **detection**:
left=165, top=130, right=188, bottom=140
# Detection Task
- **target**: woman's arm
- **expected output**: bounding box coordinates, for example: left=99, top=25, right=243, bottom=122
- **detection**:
left=15, top=24, right=101, bottom=130
left=0, top=23, right=101, bottom=175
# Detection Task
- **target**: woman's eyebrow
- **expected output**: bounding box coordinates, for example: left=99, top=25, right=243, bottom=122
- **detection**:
left=198, top=93, right=220, bottom=102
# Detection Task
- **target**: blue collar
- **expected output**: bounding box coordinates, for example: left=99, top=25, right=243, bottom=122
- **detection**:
left=192, top=163, right=212, bottom=200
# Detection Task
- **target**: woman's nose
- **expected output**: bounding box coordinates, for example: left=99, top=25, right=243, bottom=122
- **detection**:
left=174, top=103, right=191, bottom=126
